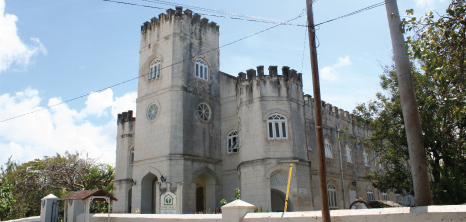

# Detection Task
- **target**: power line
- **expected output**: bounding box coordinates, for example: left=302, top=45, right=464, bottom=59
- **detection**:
left=0, top=12, right=306, bottom=123
left=103, top=0, right=307, bottom=27
left=314, top=1, right=393, bottom=27
left=141, top=0, right=285, bottom=24
left=103, top=0, right=392, bottom=28
left=1, top=1, right=393, bottom=123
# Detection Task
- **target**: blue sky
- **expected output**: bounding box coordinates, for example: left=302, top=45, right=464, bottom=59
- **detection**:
left=0, top=0, right=450, bottom=165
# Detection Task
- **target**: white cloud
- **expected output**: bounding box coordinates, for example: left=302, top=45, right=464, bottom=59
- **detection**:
left=320, top=56, right=352, bottom=81
left=0, top=0, right=47, bottom=73
left=81, top=89, right=114, bottom=117
left=111, top=91, right=137, bottom=118
left=0, top=88, right=137, bottom=166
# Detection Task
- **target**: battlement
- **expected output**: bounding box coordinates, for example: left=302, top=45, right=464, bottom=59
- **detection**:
left=141, top=7, right=219, bottom=33
left=118, top=110, right=136, bottom=125
left=237, top=66, right=303, bottom=84
left=303, top=94, right=354, bottom=119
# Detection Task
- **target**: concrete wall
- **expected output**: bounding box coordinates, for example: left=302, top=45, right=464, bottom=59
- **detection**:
left=74, top=204, right=466, bottom=222
left=2, top=216, right=40, bottom=222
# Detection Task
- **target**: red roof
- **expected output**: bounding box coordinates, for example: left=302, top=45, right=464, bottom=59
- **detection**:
left=59, top=190, right=117, bottom=201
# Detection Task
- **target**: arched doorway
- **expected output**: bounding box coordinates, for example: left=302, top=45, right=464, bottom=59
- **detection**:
left=141, top=173, right=158, bottom=213
left=196, top=186, right=205, bottom=213
left=270, top=170, right=292, bottom=212
left=127, top=188, right=132, bottom=213
left=195, top=172, right=216, bottom=213
left=270, top=188, right=286, bottom=212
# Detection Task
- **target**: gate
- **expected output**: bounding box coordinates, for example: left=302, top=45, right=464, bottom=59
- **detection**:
left=50, top=201, right=60, bottom=222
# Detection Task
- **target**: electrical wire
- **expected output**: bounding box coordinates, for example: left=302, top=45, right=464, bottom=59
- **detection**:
left=314, top=0, right=393, bottom=27
left=301, top=22, right=308, bottom=73
left=103, top=0, right=307, bottom=27
left=1, top=0, right=394, bottom=123
left=103, top=0, right=393, bottom=28
left=0, top=12, right=306, bottom=123
left=141, top=0, right=285, bottom=24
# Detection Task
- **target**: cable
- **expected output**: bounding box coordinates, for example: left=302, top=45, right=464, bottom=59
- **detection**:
left=103, top=0, right=307, bottom=27
left=102, top=0, right=165, bottom=10
left=300, top=22, right=308, bottom=73
left=2, top=1, right=393, bottom=122
left=103, top=0, right=393, bottom=28
left=142, top=0, right=285, bottom=24
left=0, top=12, right=306, bottom=123
left=314, top=0, right=393, bottom=27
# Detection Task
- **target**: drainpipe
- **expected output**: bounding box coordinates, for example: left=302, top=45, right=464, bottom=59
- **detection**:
left=337, top=124, right=346, bottom=208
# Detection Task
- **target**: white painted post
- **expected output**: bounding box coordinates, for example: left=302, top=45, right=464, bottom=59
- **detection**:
left=221, top=200, right=255, bottom=222
left=40, top=194, right=59, bottom=222
left=67, top=199, right=84, bottom=222
left=176, top=182, right=183, bottom=214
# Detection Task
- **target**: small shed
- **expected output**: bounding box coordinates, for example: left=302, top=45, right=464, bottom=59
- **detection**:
left=60, top=190, right=117, bottom=222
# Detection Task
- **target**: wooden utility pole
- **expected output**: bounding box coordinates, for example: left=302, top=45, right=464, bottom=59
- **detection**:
left=384, top=0, right=433, bottom=206
left=306, top=0, right=331, bottom=221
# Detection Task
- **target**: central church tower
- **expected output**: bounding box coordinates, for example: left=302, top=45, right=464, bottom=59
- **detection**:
left=115, top=7, right=222, bottom=213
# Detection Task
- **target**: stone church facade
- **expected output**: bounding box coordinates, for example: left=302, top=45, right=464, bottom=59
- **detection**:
left=114, top=7, right=394, bottom=214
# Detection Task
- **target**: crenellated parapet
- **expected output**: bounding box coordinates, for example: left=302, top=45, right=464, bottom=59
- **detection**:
left=141, top=7, right=219, bottom=33
left=236, top=66, right=304, bottom=106
left=117, top=110, right=135, bottom=125
left=237, top=65, right=302, bottom=85
left=303, top=94, right=354, bottom=120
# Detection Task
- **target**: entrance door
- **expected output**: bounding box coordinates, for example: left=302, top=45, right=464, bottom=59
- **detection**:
left=196, top=186, right=205, bottom=213
left=270, top=188, right=286, bottom=212
left=141, top=173, right=158, bottom=213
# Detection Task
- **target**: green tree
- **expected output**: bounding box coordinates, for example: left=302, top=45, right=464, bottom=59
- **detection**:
left=350, top=0, right=466, bottom=205
left=0, top=152, right=115, bottom=220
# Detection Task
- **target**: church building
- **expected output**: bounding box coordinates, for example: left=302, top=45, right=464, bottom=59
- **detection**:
left=114, top=7, right=391, bottom=214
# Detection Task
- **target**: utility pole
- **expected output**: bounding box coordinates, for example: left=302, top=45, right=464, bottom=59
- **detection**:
left=306, top=0, right=331, bottom=221
left=384, top=0, right=433, bottom=206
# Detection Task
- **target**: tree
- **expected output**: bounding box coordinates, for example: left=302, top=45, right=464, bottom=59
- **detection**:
left=350, top=0, right=466, bottom=205
left=0, top=152, right=115, bottom=220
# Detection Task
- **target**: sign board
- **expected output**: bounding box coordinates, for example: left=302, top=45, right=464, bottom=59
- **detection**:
left=160, top=192, right=176, bottom=214
left=298, top=188, right=307, bottom=194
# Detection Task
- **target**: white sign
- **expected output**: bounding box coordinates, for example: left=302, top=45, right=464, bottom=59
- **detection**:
left=299, top=188, right=307, bottom=194
left=160, top=192, right=176, bottom=214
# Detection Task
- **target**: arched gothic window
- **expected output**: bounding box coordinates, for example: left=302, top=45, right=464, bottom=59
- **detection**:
left=396, top=194, right=402, bottom=203
left=346, top=145, right=352, bottom=162
left=227, top=131, right=239, bottom=154
left=267, top=114, right=288, bottom=139
left=375, top=156, right=383, bottom=170
left=149, top=59, right=161, bottom=80
left=363, top=150, right=369, bottom=166
left=129, top=148, right=134, bottom=166
left=327, top=185, right=338, bottom=208
left=382, top=192, right=388, bottom=201
left=195, top=59, right=208, bottom=80
left=367, top=188, right=374, bottom=201
left=349, top=186, right=357, bottom=203
left=324, top=139, right=333, bottom=159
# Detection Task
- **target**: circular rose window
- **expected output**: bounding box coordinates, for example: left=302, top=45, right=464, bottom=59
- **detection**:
left=146, top=103, right=158, bottom=121
left=197, top=103, right=211, bottom=121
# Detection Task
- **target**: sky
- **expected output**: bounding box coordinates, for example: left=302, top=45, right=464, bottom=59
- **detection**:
left=0, top=0, right=450, bottom=166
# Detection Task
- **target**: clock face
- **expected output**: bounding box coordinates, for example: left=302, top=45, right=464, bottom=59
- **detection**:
left=146, top=103, right=158, bottom=121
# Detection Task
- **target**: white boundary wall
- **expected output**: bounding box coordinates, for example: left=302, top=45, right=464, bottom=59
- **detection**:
left=74, top=201, right=466, bottom=222
left=1, top=216, right=40, bottom=222
left=7, top=199, right=465, bottom=222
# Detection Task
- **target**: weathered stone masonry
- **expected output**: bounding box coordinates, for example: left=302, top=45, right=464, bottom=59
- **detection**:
left=114, top=7, right=387, bottom=214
